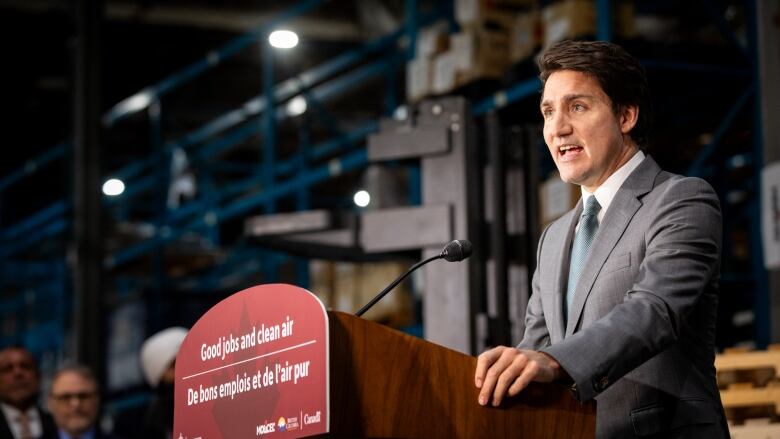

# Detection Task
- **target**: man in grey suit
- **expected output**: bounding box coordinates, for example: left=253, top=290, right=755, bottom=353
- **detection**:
left=474, top=40, right=728, bottom=438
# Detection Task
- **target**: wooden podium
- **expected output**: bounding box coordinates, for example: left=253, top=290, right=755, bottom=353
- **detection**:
left=324, top=311, right=596, bottom=438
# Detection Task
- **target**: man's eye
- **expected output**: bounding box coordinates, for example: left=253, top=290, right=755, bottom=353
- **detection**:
left=573, top=104, right=585, bottom=112
left=542, top=109, right=553, bottom=118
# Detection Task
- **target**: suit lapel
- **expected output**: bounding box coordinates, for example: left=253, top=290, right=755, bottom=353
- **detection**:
left=0, top=413, right=14, bottom=439
left=549, top=203, right=580, bottom=342
left=565, top=156, right=661, bottom=336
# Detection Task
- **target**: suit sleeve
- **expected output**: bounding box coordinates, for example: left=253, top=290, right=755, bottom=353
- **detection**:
left=542, top=177, right=722, bottom=402
left=517, top=223, right=552, bottom=350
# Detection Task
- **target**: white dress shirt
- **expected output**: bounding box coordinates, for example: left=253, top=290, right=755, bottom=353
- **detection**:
left=1, top=403, right=43, bottom=439
left=579, top=150, right=646, bottom=227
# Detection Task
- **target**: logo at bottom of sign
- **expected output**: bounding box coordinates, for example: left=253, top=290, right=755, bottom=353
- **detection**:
left=256, top=411, right=320, bottom=436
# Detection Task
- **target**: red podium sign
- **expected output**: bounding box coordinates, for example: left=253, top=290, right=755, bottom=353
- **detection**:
left=173, top=284, right=329, bottom=438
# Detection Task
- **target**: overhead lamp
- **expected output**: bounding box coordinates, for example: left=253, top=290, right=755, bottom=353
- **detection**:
left=286, top=96, right=307, bottom=117
left=353, top=190, right=370, bottom=208
left=269, top=30, right=299, bottom=49
left=102, top=178, right=125, bottom=196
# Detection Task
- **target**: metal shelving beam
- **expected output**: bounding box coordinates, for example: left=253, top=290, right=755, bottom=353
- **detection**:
left=0, top=142, right=68, bottom=193
left=687, top=84, right=755, bottom=177
left=596, top=0, right=612, bottom=42
left=472, top=77, right=541, bottom=115
left=0, top=200, right=68, bottom=241
left=0, top=217, right=69, bottom=258
left=748, top=0, right=772, bottom=346
left=0, top=260, right=66, bottom=285
left=262, top=45, right=277, bottom=216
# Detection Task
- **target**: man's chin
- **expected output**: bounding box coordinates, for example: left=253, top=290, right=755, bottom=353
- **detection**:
left=65, top=424, right=92, bottom=436
left=559, top=173, right=584, bottom=186
left=7, top=394, right=36, bottom=406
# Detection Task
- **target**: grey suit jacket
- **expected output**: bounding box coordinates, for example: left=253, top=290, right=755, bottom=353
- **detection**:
left=518, top=157, right=728, bottom=438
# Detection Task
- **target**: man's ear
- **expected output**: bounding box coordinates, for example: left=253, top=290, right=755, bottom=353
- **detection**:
left=620, top=105, right=639, bottom=134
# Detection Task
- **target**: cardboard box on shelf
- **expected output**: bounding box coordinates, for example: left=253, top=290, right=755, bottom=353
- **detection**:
left=716, top=345, right=780, bottom=433
left=309, top=259, right=336, bottom=308
left=542, top=0, right=596, bottom=46
left=456, top=0, right=519, bottom=31
left=406, top=57, right=433, bottom=102
left=614, top=1, right=637, bottom=39
left=450, top=28, right=510, bottom=81
left=509, top=9, right=541, bottom=63
left=432, top=28, right=510, bottom=95
left=354, top=262, right=414, bottom=328
left=432, top=51, right=459, bottom=94
left=309, top=260, right=414, bottom=328
left=497, top=0, right=539, bottom=5
left=541, top=0, right=636, bottom=47
left=416, top=21, right=450, bottom=59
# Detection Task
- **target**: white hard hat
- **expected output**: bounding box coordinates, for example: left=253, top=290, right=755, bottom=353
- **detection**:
left=140, top=327, right=188, bottom=388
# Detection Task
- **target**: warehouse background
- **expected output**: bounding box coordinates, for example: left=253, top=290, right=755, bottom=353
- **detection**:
left=0, top=0, right=778, bottom=430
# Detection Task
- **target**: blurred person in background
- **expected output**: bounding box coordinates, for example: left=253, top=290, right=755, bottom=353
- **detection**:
left=47, top=365, right=115, bottom=439
left=138, top=327, right=186, bottom=439
left=0, top=347, right=56, bottom=439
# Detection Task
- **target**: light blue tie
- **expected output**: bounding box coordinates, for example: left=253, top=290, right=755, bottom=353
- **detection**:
left=565, top=196, right=602, bottom=326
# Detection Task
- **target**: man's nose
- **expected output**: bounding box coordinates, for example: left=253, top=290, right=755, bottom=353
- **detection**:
left=66, top=397, right=83, bottom=408
left=548, top=111, right=573, bottom=138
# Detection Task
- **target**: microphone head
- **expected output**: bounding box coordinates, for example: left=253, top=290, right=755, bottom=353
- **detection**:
left=441, top=240, right=473, bottom=262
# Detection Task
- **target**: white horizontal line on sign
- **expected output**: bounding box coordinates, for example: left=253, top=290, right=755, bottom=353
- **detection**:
left=181, top=339, right=317, bottom=380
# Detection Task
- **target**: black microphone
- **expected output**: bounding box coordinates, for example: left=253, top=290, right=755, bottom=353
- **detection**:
left=355, top=240, right=473, bottom=317
left=441, top=239, right=472, bottom=262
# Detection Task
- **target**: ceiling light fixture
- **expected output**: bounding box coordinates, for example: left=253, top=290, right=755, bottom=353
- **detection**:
left=353, top=190, right=370, bottom=208
left=286, top=96, right=307, bottom=117
left=269, top=30, right=299, bottom=49
left=102, top=178, right=125, bottom=196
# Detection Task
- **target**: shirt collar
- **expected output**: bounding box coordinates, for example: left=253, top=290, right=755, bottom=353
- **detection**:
left=1, top=403, right=43, bottom=439
left=581, top=150, right=645, bottom=218
left=0, top=403, right=39, bottom=422
left=58, top=427, right=96, bottom=439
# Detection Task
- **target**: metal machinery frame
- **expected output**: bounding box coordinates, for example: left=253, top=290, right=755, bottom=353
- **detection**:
left=364, top=97, right=484, bottom=353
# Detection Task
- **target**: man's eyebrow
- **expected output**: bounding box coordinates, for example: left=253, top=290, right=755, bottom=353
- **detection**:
left=540, top=93, right=597, bottom=109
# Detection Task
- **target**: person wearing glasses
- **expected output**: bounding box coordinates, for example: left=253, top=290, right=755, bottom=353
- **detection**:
left=0, top=347, right=56, bottom=439
left=46, top=366, right=114, bottom=439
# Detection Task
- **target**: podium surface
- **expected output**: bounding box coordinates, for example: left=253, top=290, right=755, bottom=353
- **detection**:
left=327, top=311, right=596, bottom=438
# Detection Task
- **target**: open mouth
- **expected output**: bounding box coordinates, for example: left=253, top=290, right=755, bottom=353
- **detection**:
left=559, top=145, right=584, bottom=156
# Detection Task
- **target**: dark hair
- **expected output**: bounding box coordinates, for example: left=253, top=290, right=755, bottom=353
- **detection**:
left=49, top=364, right=98, bottom=394
left=538, top=40, right=653, bottom=148
left=0, top=346, right=39, bottom=374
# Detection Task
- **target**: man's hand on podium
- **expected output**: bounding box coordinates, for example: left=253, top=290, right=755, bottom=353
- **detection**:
left=474, top=347, right=567, bottom=407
